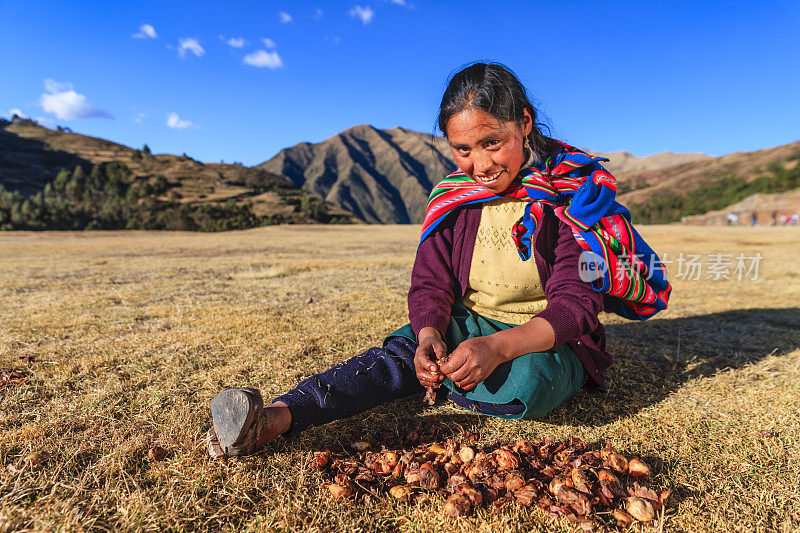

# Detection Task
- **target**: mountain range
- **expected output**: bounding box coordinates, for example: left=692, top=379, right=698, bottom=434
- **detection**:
left=3, top=115, right=798, bottom=227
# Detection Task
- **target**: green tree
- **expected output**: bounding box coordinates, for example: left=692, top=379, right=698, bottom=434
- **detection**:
left=54, top=168, right=71, bottom=192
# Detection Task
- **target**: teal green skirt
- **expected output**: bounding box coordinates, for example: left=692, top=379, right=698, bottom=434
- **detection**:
left=386, top=302, right=585, bottom=419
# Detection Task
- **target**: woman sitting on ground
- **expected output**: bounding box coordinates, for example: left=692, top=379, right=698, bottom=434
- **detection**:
left=206, top=62, right=670, bottom=458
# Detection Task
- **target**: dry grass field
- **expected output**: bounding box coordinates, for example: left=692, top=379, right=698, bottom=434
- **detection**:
left=0, top=224, right=798, bottom=532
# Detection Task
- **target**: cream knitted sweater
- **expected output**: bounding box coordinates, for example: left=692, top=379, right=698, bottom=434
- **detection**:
left=461, top=197, right=548, bottom=325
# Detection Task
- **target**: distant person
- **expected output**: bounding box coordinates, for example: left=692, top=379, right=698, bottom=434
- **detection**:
left=751, top=212, right=757, bottom=226
left=204, top=63, right=672, bottom=457
left=791, top=213, right=799, bottom=226
left=771, top=212, right=778, bottom=226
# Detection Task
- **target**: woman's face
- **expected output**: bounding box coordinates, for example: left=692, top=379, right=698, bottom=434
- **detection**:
left=445, top=107, right=532, bottom=194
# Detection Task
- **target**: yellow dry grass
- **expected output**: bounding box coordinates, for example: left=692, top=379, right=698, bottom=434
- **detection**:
left=0, top=225, right=798, bottom=532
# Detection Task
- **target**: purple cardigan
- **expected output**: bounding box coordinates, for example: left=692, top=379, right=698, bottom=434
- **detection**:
left=407, top=204, right=612, bottom=387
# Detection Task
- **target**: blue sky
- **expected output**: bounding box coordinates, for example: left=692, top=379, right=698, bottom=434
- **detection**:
left=1, top=0, right=799, bottom=165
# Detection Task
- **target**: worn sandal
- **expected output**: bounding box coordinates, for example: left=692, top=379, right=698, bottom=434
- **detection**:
left=206, top=387, right=268, bottom=458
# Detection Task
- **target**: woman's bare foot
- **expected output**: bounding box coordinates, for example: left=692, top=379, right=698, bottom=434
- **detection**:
left=255, top=402, right=291, bottom=447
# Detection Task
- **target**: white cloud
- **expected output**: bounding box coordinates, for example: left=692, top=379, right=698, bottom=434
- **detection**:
left=314, top=8, right=324, bottom=19
left=243, top=49, right=283, bottom=69
left=133, top=23, right=157, bottom=39
left=225, top=37, right=245, bottom=48
left=166, top=112, right=200, bottom=129
left=40, top=79, right=112, bottom=120
left=279, top=11, right=292, bottom=23
left=133, top=112, right=146, bottom=124
left=389, top=0, right=405, bottom=4
left=9, top=108, right=25, bottom=118
left=349, top=5, right=374, bottom=24
left=262, top=37, right=276, bottom=49
left=177, top=38, right=204, bottom=58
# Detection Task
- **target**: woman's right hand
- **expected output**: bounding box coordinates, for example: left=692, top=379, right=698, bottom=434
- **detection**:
left=414, top=327, right=447, bottom=389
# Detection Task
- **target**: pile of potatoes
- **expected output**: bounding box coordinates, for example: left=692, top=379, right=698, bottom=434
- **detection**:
left=316, top=431, right=669, bottom=528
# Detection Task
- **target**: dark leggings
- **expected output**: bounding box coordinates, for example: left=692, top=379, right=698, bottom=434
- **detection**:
left=273, top=337, right=523, bottom=434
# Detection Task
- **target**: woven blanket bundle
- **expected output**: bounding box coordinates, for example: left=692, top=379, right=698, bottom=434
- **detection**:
left=421, top=140, right=671, bottom=320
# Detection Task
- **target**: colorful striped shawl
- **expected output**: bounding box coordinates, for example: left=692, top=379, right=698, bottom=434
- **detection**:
left=421, top=140, right=671, bottom=320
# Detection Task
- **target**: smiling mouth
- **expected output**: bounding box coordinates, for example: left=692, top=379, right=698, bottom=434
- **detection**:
left=475, top=170, right=504, bottom=185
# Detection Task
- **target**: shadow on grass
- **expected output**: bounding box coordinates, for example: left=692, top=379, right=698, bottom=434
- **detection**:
left=270, top=307, right=800, bottom=450
left=260, top=307, right=800, bottom=460
left=547, top=307, right=800, bottom=427
left=269, top=400, right=488, bottom=456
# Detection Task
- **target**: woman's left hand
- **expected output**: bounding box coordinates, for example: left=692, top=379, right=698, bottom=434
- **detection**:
left=439, top=335, right=507, bottom=391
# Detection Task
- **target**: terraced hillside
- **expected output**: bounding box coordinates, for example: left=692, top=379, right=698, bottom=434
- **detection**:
left=0, top=118, right=353, bottom=224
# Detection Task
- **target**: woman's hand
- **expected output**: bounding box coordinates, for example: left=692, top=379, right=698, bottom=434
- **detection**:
left=439, top=335, right=507, bottom=391
left=414, top=327, right=447, bottom=389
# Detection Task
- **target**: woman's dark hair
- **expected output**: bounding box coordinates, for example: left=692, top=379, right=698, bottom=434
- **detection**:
left=438, top=62, right=554, bottom=161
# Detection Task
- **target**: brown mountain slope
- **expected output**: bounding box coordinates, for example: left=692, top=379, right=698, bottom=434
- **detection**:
left=257, top=125, right=456, bottom=223
left=0, top=117, right=352, bottom=223
left=590, top=150, right=711, bottom=176
left=615, top=141, right=800, bottom=206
